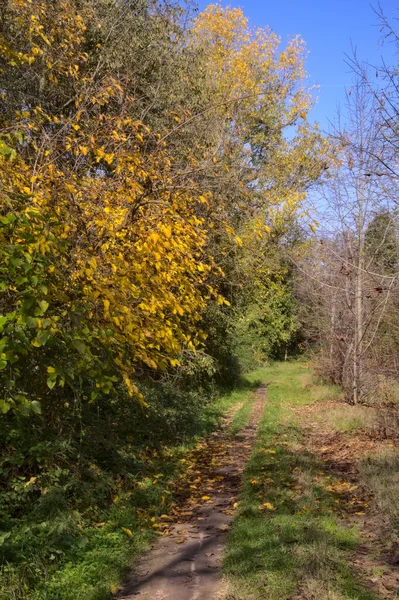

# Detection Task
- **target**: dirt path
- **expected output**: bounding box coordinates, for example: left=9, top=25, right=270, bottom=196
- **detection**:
left=117, top=384, right=267, bottom=600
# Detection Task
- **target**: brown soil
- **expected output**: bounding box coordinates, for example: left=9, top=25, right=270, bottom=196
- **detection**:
left=116, top=384, right=267, bottom=600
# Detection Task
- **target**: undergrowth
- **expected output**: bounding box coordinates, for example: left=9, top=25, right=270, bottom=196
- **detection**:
left=0, top=371, right=264, bottom=600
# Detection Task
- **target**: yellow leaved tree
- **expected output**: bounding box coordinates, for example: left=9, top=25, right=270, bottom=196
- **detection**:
left=0, top=0, right=213, bottom=413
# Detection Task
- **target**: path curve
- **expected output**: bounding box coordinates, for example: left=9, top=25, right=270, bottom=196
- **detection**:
left=117, top=384, right=267, bottom=600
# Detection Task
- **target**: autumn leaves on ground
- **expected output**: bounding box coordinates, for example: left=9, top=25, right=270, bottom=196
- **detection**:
left=1, top=0, right=399, bottom=599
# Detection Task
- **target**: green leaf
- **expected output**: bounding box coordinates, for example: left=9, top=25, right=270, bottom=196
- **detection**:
left=0, top=139, right=16, bottom=160
left=22, top=294, right=36, bottom=313
left=0, top=532, right=11, bottom=545
left=72, top=339, right=86, bottom=355
left=37, top=330, right=50, bottom=346
left=26, top=317, right=38, bottom=329
left=0, top=400, right=11, bottom=414
left=0, top=359, right=7, bottom=370
left=30, top=401, right=42, bottom=415
left=47, top=377, right=56, bottom=390
left=10, top=257, right=22, bottom=268
left=38, top=300, right=49, bottom=314
left=15, top=276, right=28, bottom=286
left=15, top=131, right=24, bottom=144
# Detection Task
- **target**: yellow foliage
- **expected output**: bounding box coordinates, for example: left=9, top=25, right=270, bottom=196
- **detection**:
left=192, top=5, right=312, bottom=124
left=0, top=0, right=218, bottom=405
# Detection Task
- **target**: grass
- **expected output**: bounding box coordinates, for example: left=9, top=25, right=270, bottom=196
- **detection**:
left=223, top=362, right=378, bottom=600
left=0, top=370, right=265, bottom=600
left=359, top=447, right=399, bottom=538
left=307, top=402, right=376, bottom=434
left=228, top=394, right=255, bottom=436
left=228, top=368, right=269, bottom=435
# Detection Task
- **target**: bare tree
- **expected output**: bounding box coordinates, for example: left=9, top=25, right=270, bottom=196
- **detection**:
left=295, top=79, right=399, bottom=404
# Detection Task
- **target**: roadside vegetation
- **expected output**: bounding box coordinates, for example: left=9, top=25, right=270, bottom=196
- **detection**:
left=0, top=370, right=264, bottom=600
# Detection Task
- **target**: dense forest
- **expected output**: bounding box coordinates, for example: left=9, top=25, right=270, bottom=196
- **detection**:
left=1, top=1, right=399, bottom=599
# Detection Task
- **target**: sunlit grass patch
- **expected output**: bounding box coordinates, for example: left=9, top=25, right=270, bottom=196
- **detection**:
left=229, top=395, right=255, bottom=435
left=325, top=405, right=376, bottom=433
left=307, top=381, right=342, bottom=405
left=305, top=402, right=376, bottom=434
left=359, top=446, right=399, bottom=536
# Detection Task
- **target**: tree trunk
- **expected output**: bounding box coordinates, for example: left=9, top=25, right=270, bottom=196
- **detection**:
left=353, top=179, right=364, bottom=404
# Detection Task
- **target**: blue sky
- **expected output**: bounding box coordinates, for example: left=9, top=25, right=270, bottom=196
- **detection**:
left=196, top=1, right=399, bottom=132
